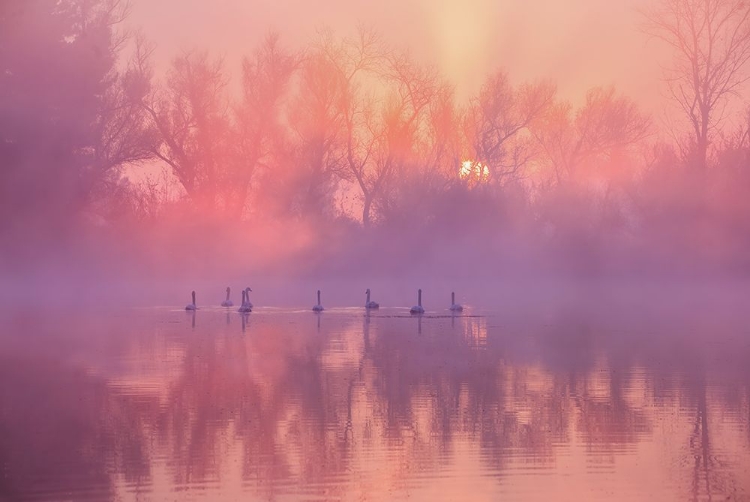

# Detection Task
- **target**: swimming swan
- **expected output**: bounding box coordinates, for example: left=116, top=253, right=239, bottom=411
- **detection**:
left=410, top=289, right=424, bottom=314
left=312, top=290, right=324, bottom=312
left=185, top=291, right=197, bottom=311
left=449, top=292, right=463, bottom=312
left=238, top=289, right=252, bottom=313
left=221, top=287, right=233, bottom=307
left=365, top=288, right=379, bottom=309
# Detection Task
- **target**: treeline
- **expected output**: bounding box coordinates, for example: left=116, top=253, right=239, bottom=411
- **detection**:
left=2, top=0, right=750, bottom=277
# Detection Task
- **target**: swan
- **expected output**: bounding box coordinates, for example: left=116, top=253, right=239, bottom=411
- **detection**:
left=244, top=287, right=253, bottom=309
left=365, top=288, right=379, bottom=309
left=221, top=287, right=234, bottom=307
left=238, top=289, right=252, bottom=313
left=185, top=291, right=197, bottom=311
left=410, top=289, right=424, bottom=314
left=312, top=290, right=324, bottom=312
left=449, top=292, right=463, bottom=312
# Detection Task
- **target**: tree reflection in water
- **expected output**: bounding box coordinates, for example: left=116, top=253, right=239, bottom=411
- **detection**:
left=0, top=307, right=748, bottom=501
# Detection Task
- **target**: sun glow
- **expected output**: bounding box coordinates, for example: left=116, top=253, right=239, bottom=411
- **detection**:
left=460, top=160, right=489, bottom=182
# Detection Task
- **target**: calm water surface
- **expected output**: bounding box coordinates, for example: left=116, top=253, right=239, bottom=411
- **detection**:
left=1, top=305, right=749, bottom=501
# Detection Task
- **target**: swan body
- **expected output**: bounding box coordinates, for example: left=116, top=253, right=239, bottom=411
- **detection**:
left=312, top=290, right=324, bottom=312
left=185, top=291, right=197, bottom=311
left=238, top=289, right=252, bottom=313
left=449, top=292, right=463, bottom=312
left=365, top=288, right=379, bottom=309
left=221, top=287, right=234, bottom=307
left=410, top=289, right=424, bottom=314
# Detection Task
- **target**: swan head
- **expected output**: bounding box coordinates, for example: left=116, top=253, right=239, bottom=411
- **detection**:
left=245, top=287, right=252, bottom=293
left=227, top=286, right=231, bottom=292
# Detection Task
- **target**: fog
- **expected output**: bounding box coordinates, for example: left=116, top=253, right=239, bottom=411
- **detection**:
left=2, top=0, right=750, bottom=309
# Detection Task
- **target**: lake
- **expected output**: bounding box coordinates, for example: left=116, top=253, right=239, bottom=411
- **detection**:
left=1, top=305, right=749, bottom=501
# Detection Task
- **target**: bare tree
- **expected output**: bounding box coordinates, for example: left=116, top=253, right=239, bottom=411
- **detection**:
left=533, top=86, right=650, bottom=184
left=464, top=72, right=555, bottom=185
left=370, top=52, right=442, bottom=225
left=133, top=40, right=231, bottom=214
left=643, top=0, right=750, bottom=168
left=281, top=47, right=349, bottom=219
left=231, top=33, right=299, bottom=218
left=70, top=1, right=159, bottom=206
left=280, top=28, right=445, bottom=227
left=86, top=66, right=158, bottom=205
left=316, top=27, right=384, bottom=227
left=421, top=82, right=463, bottom=181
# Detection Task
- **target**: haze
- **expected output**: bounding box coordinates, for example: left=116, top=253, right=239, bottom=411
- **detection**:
left=130, top=0, right=661, bottom=107
left=2, top=2, right=750, bottom=500
left=2, top=0, right=750, bottom=308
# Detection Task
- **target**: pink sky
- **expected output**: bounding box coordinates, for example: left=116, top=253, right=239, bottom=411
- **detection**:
left=129, top=0, right=664, bottom=110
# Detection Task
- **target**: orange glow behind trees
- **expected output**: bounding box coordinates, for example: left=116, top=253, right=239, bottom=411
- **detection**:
left=4, top=0, right=750, bottom=276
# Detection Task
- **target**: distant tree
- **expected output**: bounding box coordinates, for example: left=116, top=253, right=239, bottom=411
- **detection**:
left=281, top=39, right=350, bottom=220
left=314, top=28, right=384, bottom=227
left=532, top=86, right=650, bottom=185
left=134, top=43, right=231, bottom=215
left=530, top=87, right=649, bottom=262
left=282, top=29, right=451, bottom=228
left=88, top=56, right=158, bottom=207
left=230, top=33, right=299, bottom=218
left=0, top=0, right=153, bottom=233
left=371, top=52, right=442, bottom=226
left=464, top=72, right=555, bottom=185
left=643, top=0, right=750, bottom=169
left=423, top=83, right=463, bottom=180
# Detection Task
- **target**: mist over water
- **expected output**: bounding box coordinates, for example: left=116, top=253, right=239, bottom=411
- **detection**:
left=2, top=0, right=750, bottom=305
left=2, top=0, right=750, bottom=500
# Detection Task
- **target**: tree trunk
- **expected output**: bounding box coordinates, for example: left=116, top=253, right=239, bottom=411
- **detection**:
left=362, top=195, right=372, bottom=228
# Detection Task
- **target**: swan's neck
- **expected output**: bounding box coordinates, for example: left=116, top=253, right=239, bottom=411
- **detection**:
left=366, top=290, right=370, bottom=303
left=226, top=289, right=231, bottom=301
left=418, top=289, right=422, bottom=307
left=192, top=291, right=196, bottom=305
left=452, top=292, right=455, bottom=304
left=317, top=290, right=321, bottom=305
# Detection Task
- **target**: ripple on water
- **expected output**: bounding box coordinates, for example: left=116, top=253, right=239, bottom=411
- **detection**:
left=0, top=308, right=749, bottom=501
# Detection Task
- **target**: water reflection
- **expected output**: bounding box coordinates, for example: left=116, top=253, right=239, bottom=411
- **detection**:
left=0, top=307, right=748, bottom=501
